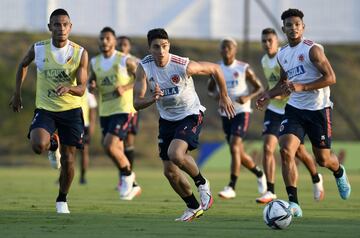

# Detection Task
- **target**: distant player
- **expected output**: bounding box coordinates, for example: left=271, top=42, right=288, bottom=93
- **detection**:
left=88, top=27, right=140, bottom=200
left=116, top=36, right=140, bottom=183
left=79, top=88, right=97, bottom=184
left=133, top=28, right=235, bottom=221
left=208, top=38, right=266, bottom=199
left=257, top=9, right=351, bottom=217
left=256, top=28, right=324, bottom=204
left=10, top=9, right=88, bottom=213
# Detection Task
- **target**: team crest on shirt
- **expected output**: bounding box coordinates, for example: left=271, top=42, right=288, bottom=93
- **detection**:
left=298, top=54, right=305, bottom=62
left=233, top=71, right=239, bottom=78
left=171, top=74, right=180, bottom=84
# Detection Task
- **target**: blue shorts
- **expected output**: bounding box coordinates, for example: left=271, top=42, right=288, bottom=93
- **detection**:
left=279, top=104, right=332, bottom=148
left=128, top=112, right=140, bottom=135
left=221, top=112, right=250, bottom=142
left=28, top=108, right=84, bottom=149
left=158, top=113, right=203, bottom=160
left=262, top=109, right=283, bottom=137
left=100, top=113, right=132, bottom=140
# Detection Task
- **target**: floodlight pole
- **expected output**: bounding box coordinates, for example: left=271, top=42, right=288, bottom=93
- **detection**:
left=243, top=0, right=250, bottom=60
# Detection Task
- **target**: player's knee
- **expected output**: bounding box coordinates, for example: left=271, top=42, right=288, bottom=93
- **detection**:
left=60, top=154, right=75, bottom=167
left=315, top=157, right=327, bottom=167
left=230, top=143, right=240, bottom=155
left=168, top=150, right=184, bottom=166
left=280, top=147, right=293, bottom=161
left=263, top=143, right=275, bottom=156
left=31, top=141, right=47, bottom=154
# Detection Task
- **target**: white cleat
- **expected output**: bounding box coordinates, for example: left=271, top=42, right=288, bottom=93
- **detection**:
left=119, top=172, right=135, bottom=197
left=120, top=185, right=142, bottom=200
left=218, top=186, right=236, bottom=199
left=256, top=191, right=277, bottom=204
left=257, top=174, right=267, bottom=194
left=48, top=134, right=61, bottom=169
left=198, top=179, right=213, bottom=211
left=56, top=202, right=70, bottom=214
left=175, top=206, right=203, bottom=222
left=313, top=174, right=325, bottom=201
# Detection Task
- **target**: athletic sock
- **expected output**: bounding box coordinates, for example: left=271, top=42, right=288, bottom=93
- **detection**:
left=49, top=136, right=58, bottom=151
left=250, top=165, right=264, bottom=178
left=192, top=172, right=206, bottom=187
left=181, top=193, right=200, bottom=209
left=56, top=191, right=67, bottom=202
left=311, top=173, right=320, bottom=183
left=228, top=173, right=238, bottom=189
left=120, top=167, right=132, bottom=176
left=267, top=182, right=275, bottom=194
left=125, top=148, right=135, bottom=168
left=333, top=165, right=344, bottom=178
left=286, top=186, right=299, bottom=204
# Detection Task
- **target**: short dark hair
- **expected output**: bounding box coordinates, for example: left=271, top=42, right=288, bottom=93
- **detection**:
left=49, top=8, right=70, bottom=22
left=281, top=8, right=304, bottom=21
left=100, top=27, right=116, bottom=37
left=147, top=28, right=169, bottom=46
left=117, top=36, right=131, bottom=43
left=262, top=28, right=277, bottom=36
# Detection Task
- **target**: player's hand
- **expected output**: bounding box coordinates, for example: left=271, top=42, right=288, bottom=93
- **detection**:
left=9, top=93, right=23, bottom=112
left=219, top=95, right=235, bottom=119
left=152, top=83, right=164, bottom=101
left=237, top=95, right=250, bottom=104
left=116, top=86, right=125, bottom=96
left=256, top=92, right=270, bottom=111
left=56, top=85, right=70, bottom=96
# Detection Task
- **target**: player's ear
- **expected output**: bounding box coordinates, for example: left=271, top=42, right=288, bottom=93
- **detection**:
left=281, top=26, right=285, bottom=33
left=48, top=23, right=51, bottom=31
left=303, top=23, right=305, bottom=29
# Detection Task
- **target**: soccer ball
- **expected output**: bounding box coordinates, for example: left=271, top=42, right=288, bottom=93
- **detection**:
left=263, top=199, right=292, bottom=229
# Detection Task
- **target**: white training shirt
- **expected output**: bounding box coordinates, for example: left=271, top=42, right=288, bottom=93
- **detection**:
left=219, top=60, right=252, bottom=116
left=277, top=39, right=332, bottom=110
left=140, top=54, right=205, bottom=121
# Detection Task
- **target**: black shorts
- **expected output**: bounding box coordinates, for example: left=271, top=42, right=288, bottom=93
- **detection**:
left=158, top=113, right=203, bottom=160
left=28, top=108, right=84, bottom=149
left=128, top=112, right=140, bottom=135
left=221, top=112, right=250, bottom=142
left=100, top=113, right=132, bottom=140
left=279, top=104, right=332, bottom=148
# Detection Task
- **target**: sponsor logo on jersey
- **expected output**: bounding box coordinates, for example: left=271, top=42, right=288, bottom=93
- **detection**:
left=45, top=69, right=71, bottom=83
left=286, top=65, right=305, bottom=79
left=161, top=86, right=179, bottom=96
left=226, top=80, right=239, bottom=88
left=298, top=54, right=305, bottom=62
left=171, top=74, right=180, bottom=84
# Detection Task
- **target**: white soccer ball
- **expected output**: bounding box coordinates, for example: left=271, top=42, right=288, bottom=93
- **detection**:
left=263, top=199, right=292, bottom=229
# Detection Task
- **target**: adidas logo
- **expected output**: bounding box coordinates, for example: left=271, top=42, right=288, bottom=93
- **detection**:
left=101, top=76, right=115, bottom=86
left=54, top=71, right=71, bottom=83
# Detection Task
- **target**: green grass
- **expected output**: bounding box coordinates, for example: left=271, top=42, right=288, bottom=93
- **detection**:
left=0, top=165, right=359, bottom=238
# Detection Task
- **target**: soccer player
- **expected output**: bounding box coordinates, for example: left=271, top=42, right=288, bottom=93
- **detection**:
left=256, top=28, right=324, bottom=204
left=79, top=88, right=97, bottom=184
left=208, top=38, right=266, bottom=199
left=257, top=9, right=351, bottom=217
left=88, top=27, right=140, bottom=200
left=133, top=28, right=235, bottom=221
left=10, top=9, right=88, bottom=213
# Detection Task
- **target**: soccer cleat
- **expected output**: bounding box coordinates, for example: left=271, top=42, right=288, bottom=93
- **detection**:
left=289, top=202, right=302, bottom=217
left=218, top=186, right=236, bottom=199
left=79, top=177, right=87, bottom=185
left=48, top=134, right=61, bottom=169
left=56, top=202, right=70, bottom=214
left=313, top=174, right=325, bottom=201
left=119, top=172, right=135, bottom=197
left=120, top=185, right=142, bottom=200
left=256, top=191, right=277, bottom=204
left=257, top=174, right=267, bottom=194
left=175, top=206, right=203, bottom=222
left=198, top=179, right=213, bottom=210
left=335, top=165, right=351, bottom=200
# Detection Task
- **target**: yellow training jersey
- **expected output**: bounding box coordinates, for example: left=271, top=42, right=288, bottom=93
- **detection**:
left=92, top=51, right=135, bottom=116
left=35, top=39, right=83, bottom=112
left=261, top=52, right=288, bottom=114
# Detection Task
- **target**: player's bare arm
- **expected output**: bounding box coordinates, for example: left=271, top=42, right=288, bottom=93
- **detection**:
left=56, top=49, right=89, bottom=96
left=133, top=64, right=163, bottom=110
left=116, top=57, right=138, bottom=96
left=10, top=44, right=35, bottom=112
left=187, top=60, right=235, bottom=118
left=238, top=67, right=263, bottom=104
left=289, top=45, right=336, bottom=92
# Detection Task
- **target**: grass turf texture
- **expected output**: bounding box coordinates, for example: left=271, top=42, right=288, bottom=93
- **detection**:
left=0, top=165, right=359, bottom=238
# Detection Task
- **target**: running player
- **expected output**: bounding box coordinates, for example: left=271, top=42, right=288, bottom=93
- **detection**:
left=208, top=37, right=266, bottom=199
left=133, top=28, right=235, bottom=222
left=10, top=9, right=88, bottom=213
left=256, top=28, right=324, bottom=203
left=79, top=88, right=97, bottom=184
left=257, top=9, right=351, bottom=217
left=88, top=27, right=140, bottom=200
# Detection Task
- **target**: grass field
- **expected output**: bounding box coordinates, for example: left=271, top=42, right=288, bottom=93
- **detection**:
left=0, top=163, right=359, bottom=238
